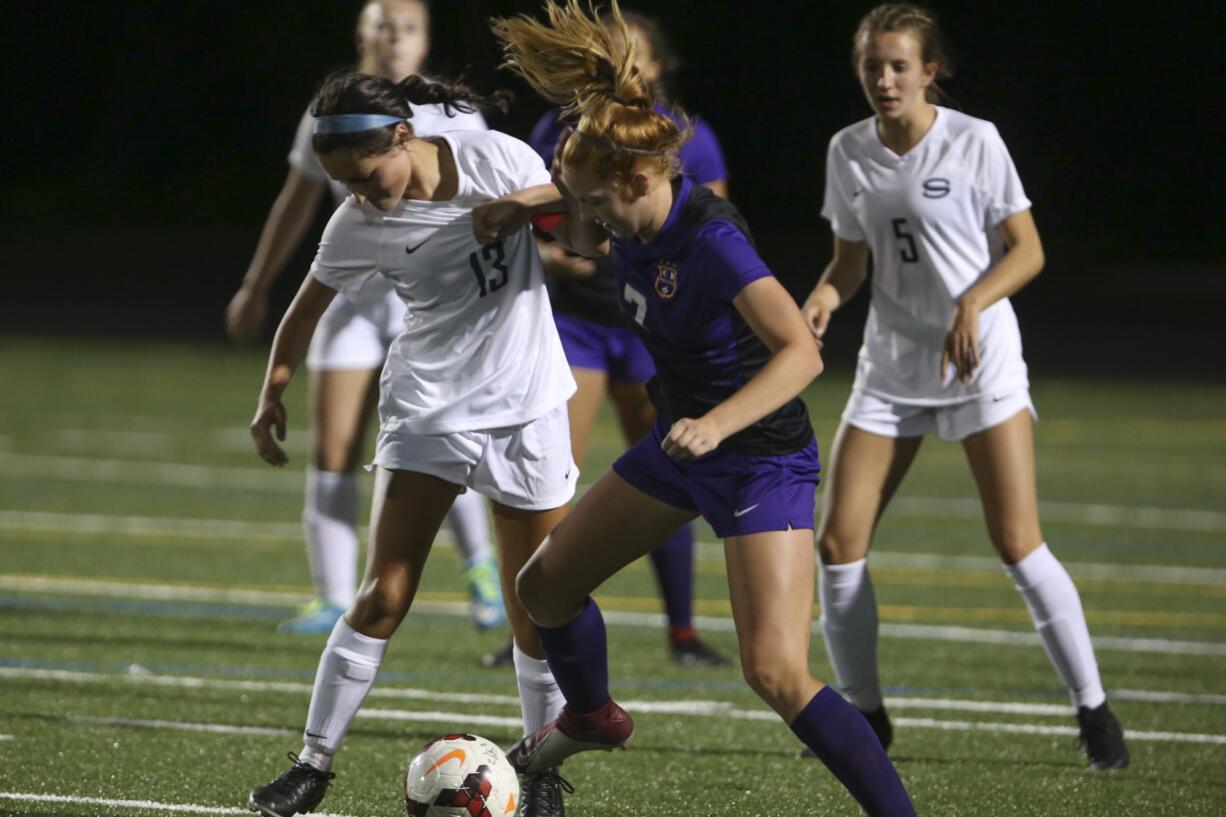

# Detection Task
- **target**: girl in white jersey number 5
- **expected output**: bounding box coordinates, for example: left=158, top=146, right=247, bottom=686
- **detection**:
left=245, top=71, right=578, bottom=817
left=801, top=3, right=1129, bottom=770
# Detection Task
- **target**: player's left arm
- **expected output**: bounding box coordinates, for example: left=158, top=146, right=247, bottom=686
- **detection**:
left=943, top=209, right=1045, bottom=382
left=661, top=278, right=823, bottom=460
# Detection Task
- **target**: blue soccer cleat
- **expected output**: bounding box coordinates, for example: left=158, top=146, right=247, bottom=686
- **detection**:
left=464, top=558, right=506, bottom=631
left=277, top=598, right=346, bottom=635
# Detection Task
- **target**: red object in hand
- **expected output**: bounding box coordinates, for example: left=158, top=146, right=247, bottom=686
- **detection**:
left=531, top=212, right=565, bottom=233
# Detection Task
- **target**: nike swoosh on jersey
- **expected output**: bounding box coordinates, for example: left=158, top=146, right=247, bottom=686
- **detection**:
left=733, top=504, right=760, bottom=518
left=405, top=237, right=432, bottom=254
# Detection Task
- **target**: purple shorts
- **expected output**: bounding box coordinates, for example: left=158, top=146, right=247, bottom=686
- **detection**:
left=555, top=312, right=656, bottom=384
left=612, top=419, right=820, bottom=538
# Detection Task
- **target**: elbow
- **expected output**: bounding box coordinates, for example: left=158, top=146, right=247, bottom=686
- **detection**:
left=798, top=340, right=824, bottom=383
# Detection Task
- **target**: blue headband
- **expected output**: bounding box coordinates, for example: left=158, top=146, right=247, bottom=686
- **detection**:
left=312, top=114, right=407, bottom=135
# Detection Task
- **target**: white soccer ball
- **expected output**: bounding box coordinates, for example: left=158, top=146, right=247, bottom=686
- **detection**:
left=404, top=733, right=520, bottom=817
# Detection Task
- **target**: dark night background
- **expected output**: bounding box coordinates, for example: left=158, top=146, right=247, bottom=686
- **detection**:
left=2, top=1, right=1222, bottom=377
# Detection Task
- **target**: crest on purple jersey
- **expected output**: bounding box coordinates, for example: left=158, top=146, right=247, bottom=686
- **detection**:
left=655, top=261, right=679, bottom=299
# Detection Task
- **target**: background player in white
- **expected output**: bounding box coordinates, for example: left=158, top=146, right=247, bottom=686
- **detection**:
left=245, top=70, right=577, bottom=817
left=800, top=2, right=1129, bottom=770
left=225, top=0, right=504, bottom=635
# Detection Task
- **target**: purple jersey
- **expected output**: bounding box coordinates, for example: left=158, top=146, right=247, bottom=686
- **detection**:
left=529, top=104, right=729, bottom=325
left=612, top=175, right=813, bottom=455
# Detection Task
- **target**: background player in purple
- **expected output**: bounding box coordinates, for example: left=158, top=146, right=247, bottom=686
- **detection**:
left=497, top=7, right=731, bottom=670
left=474, top=3, right=917, bottom=814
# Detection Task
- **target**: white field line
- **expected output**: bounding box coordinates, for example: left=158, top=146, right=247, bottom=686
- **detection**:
left=4, top=506, right=1226, bottom=589
left=53, top=429, right=178, bottom=457
left=356, top=709, right=523, bottom=728
left=210, top=427, right=310, bottom=454
left=0, top=734, right=13, bottom=741
left=893, top=717, right=1226, bottom=745
left=0, top=792, right=363, bottom=817
left=66, top=715, right=292, bottom=737
left=3, top=450, right=1223, bottom=534
left=0, top=453, right=301, bottom=492
left=6, top=666, right=1226, bottom=727
left=4, top=573, right=1225, bottom=658
left=1113, top=688, right=1226, bottom=705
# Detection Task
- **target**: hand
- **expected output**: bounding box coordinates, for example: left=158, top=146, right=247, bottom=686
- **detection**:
left=250, top=393, right=289, bottom=466
left=800, top=283, right=838, bottom=349
left=660, top=416, right=723, bottom=460
left=225, top=285, right=268, bottom=344
left=472, top=197, right=529, bottom=245
left=942, top=298, right=982, bottom=383
left=539, top=242, right=597, bottom=279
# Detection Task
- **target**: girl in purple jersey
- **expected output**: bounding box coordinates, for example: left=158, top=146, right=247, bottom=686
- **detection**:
left=473, top=3, right=916, bottom=814
left=801, top=3, right=1128, bottom=770
left=502, top=8, right=731, bottom=670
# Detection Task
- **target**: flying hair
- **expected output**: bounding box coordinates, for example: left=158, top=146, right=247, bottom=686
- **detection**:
left=491, top=0, right=687, bottom=182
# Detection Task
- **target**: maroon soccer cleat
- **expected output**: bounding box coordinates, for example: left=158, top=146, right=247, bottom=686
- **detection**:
left=507, top=700, right=635, bottom=774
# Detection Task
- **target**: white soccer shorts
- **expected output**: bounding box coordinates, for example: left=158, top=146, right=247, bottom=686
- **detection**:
left=842, top=388, right=1037, bottom=442
left=372, top=402, right=578, bottom=510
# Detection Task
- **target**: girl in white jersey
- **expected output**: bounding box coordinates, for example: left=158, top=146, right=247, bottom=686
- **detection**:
left=225, top=0, right=505, bottom=636
left=801, top=3, right=1129, bottom=770
left=245, top=71, right=577, bottom=817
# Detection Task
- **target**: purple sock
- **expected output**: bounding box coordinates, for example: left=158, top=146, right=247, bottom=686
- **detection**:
left=790, top=687, right=916, bottom=817
left=534, top=597, right=610, bottom=715
left=649, top=525, right=694, bottom=634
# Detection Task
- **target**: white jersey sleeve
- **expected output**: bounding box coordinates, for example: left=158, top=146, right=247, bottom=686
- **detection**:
left=288, top=109, right=329, bottom=182
left=821, top=135, right=867, bottom=242
left=971, top=122, right=1031, bottom=227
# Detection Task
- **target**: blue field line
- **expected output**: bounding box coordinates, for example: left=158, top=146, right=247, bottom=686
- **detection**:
left=0, top=656, right=1083, bottom=704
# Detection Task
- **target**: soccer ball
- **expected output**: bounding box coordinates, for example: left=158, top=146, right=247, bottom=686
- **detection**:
left=404, top=733, right=520, bottom=817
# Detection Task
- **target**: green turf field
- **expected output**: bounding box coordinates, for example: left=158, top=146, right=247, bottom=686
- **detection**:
left=1, top=334, right=1224, bottom=816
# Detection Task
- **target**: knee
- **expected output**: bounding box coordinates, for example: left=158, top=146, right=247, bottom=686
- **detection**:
left=740, top=650, right=810, bottom=714
left=514, top=559, right=552, bottom=623
left=989, top=520, right=1042, bottom=565
left=817, top=526, right=870, bottom=566
left=350, top=576, right=412, bottom=633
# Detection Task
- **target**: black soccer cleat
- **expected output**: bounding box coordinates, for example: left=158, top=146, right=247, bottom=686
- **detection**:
left=798, top=704, right=893, bottom=759
left=481, top=638, right=515, bottom=669
left=248, top=752, right=335, bottom=816
left=669, top=637, right=732, bottom=668
left=1077, top=702, right=1130, bottom=770
left=519, top=768, right=574, bottom=817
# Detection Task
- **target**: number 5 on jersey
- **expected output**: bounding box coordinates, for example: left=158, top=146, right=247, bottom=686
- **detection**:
left=469, top=241, right=509, bottom=297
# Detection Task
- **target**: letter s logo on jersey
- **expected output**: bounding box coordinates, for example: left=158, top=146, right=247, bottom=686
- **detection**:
left=922, top=178, right=952, bottom=199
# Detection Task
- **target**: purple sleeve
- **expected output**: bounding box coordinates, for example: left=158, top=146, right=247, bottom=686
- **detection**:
left=679, top=117, right=729, bottom=185
left=695, top=220, right=771, bottom=303
left=528, top=109, right=565, bottom=168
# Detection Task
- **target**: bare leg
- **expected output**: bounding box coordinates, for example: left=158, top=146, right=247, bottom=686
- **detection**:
left=964, top=411, right=1115, bottom=727
left=727, top=527, right=916, bottom=817
left=816, top=422, right=922, bottom=715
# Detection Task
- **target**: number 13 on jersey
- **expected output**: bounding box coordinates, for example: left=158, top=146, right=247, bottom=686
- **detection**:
left=469, top=241, right=509, bottom=297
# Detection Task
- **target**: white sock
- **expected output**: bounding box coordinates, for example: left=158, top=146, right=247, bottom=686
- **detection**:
left=299, top=618, right=388, bottom=771
left=513, top=643, right=564, bottom=735
left=1004, top=543, right=1106, bottom=709
left=303, top=468, right=359, bottom=608
left=447, top=489, right=492, bottom=567
left=818, top=558, right=883, bottom=712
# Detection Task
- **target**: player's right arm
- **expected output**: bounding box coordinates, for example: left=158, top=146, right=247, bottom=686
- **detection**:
left=250, top=275, right=337, bottom=466
left=226, top=167, right=327, bottom=343
left=801, top=236, right=869, bottom=344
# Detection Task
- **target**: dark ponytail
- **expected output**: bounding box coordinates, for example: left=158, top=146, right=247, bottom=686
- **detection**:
left=310, top=70, right=512, bottom=156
